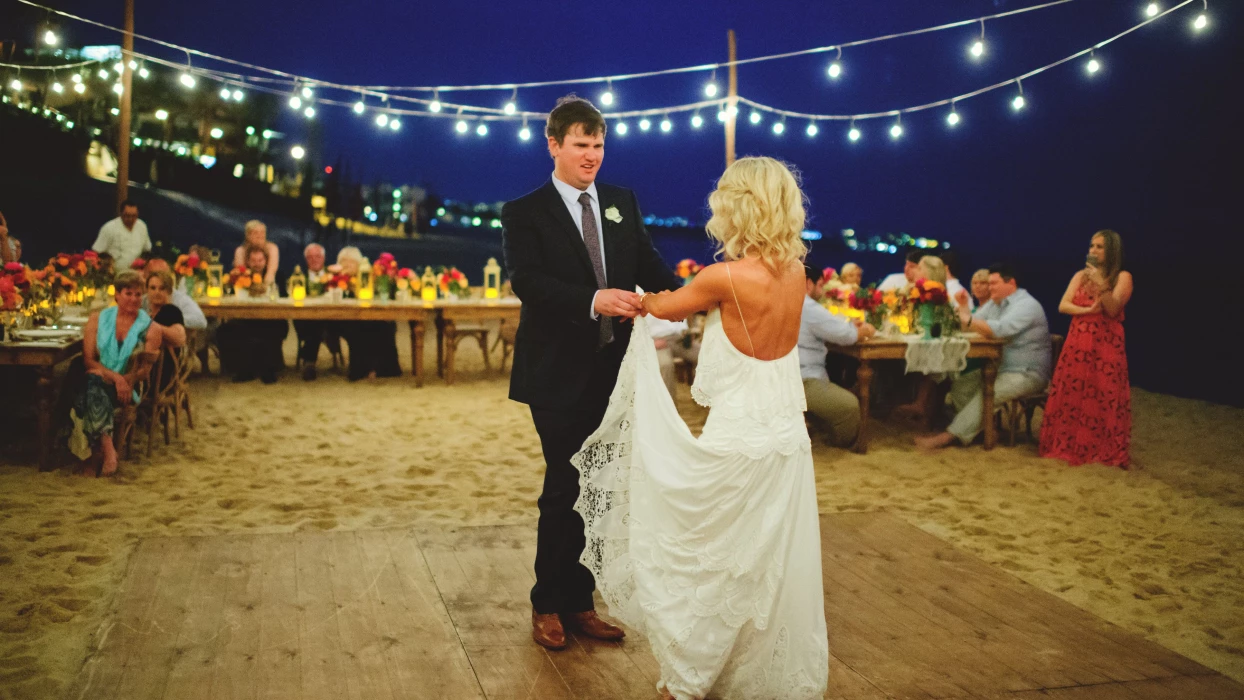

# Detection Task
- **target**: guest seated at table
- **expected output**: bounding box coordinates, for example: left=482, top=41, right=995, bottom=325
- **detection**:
left=939, top=250, right=974, bottom=312
left=143, top=268, right=186, bottom=390
left=915, top=264, right=1052, bottom=450
left=337, top=246, right=400, bottom=381
left=969, top=268, right=993, bottom=311
left=1040, top=230, right=1134, bottom=468
left=0, top=210, right=18, bottom=263
left=877, top=249, right=923, bottom=292
left=71, top=271, right=162, bottom=477
left=232, top=219, right=279, bottom=286
left=891, top=255, right=957, bottom=426
left=217, top=246, right=287, bottom=384
left=840, top=262, right=862, bottom=288
left=293, top=243, right=343, bottom=381
left=142, top=259, right=206, bottom=331
left=801, top=264, right=875, bottom=447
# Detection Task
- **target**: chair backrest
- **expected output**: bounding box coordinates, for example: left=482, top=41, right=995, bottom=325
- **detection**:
left=1050, top=334, right=1065, bottom=365
left=176, top=343, right=194, bottom=385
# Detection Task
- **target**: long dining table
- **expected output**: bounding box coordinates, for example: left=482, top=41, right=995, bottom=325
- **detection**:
left=1, top=335, right=84, bottom=470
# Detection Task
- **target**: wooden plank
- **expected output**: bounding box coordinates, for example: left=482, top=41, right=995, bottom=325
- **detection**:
left=254, top=534, right=302, bottom=700
left=209, top=535, right=262, bottom=700
left=110, top=537, right=206, bottom=700
left=65, top=537, right=177, bottom=700
left=359, top=529, right=484, bottom=700
left=293, top=530, right=349, bottom=699
left=825, top=654, right=890, bottom=700
left=325, top=531, right=397, bottom=700
left=161, top=537, right=241, bottom=700
left=463, top=645, right=574, bottom=700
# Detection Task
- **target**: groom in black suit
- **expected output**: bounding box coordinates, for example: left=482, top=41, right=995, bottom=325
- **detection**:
left=502, top=96, right=681, bottom=650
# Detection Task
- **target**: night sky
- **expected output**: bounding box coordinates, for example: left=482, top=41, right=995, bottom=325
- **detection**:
left=5, top=0, right=1243, bottom=402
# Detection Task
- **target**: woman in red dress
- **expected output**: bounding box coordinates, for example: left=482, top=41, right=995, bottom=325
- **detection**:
left=1040, top=230, right=1134, bottom=468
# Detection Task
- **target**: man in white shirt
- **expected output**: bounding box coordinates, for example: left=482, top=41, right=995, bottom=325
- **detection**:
left=295, top=243, right=342, bottom=380
left=877, top=249, right=923, bottom=292
left=800, top=265, right=875, bottom=447
left=92, top=200, right=151, bottom=271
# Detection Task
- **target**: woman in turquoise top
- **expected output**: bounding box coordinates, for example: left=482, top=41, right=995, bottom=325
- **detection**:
left=73, top=270, right=163, bottom=476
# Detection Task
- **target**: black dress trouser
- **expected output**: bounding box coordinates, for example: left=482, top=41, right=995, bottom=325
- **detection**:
left=528, top=341, right=624, bottom=615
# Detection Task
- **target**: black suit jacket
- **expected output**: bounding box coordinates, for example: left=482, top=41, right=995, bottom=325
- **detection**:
left=502, top=179, right=681, bottom=409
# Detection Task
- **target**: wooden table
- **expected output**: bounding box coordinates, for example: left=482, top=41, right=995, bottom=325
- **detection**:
left=201, top=299, right=435, bottom=386
left=828, top=335, right=1007, bottom=453
left=0, top=337, right=84, bottom=470
left=437, top=299, right=522, bottom=385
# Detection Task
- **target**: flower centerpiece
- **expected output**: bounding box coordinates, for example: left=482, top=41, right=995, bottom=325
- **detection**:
left=1, top=262, right=29, bottom=311
left=675, top=258, right=703, bottom=285
left=320, top=265, right=353, bottom=301
left=849, top=284, right=887, bottom=329
left=908, top=278, right=956, bottom=338
left=174, top=251, right=210, bottom=296
left=394, top=267, right=418, bottom=301
left=372, top=253, right=399, bottom=300
left=226, top=266, right=266, bottom=298
left=437, top=266, right=470, bottom=299
left=46, top=251, right=103, bottom=303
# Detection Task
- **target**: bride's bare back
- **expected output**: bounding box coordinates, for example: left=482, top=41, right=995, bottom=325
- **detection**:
left=642, top=256, right=806, bottom=360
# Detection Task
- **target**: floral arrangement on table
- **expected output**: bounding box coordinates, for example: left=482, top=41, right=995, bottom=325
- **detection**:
left=319, top=265, right=353, bottom=295
left=371, top=252, right=400, bottom=299
left=1, top=262, right=29, bottom=311
left=395, top=266, right=419, bottom=298
left=437, top=266, right=470, bottom=299
left=226, top=266, right=266, bottom=297
left=675, top=258, right=703, bottom=285
left=907, top=278, right=958, bottom=338
left=46, top=251, right=107, bottom=301
left=848, top=284, right=888, bottom=329
left=173, top=251, right=210, bottom=292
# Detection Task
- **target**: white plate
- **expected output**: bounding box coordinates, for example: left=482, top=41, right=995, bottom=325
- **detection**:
left=11, top=329, right=81, bottom=340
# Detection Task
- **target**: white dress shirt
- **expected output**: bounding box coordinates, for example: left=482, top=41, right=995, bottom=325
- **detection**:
left=877, top=272, right=909, bottom=293
left=550, top=173, right=607, bottom=318
left=946, top=278, right=975, bottom=312
left=92, top=217, right=152, bottom=271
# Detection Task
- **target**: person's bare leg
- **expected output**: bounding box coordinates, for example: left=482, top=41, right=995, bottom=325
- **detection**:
left=80, top=449, right=100, bottom=477
left=914, top=431, right=957, bottom=451
left=99, top=434, right=118, bottom=476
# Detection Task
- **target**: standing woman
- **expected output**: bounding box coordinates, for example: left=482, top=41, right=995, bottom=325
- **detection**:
left=1040, top=230, right=1134, bottom=468
left=232, top=220, right=280, bottom=285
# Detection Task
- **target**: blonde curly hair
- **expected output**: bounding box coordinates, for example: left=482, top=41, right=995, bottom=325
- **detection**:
left=706, top=156, right=807, bottom=271
left=918, top=255, right=947, bottom=284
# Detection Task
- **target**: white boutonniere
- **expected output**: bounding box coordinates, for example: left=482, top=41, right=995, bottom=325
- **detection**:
left=604, top=206, right=623, bottom=224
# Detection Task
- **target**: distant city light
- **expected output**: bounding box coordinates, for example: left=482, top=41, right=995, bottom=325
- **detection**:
left=210, top=127, right=223, bottom=139
left=290, top=145, right=305, bottom=159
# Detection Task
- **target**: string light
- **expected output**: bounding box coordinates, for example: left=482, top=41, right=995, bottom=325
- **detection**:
left=138, top=66, right=149, bottom=79
left=749, top=110, right=762, bottom=125
left=970, top=20, right=986, bottom=59
left=1145, top=3, right=1160, bottom=17
left=43, top=29, right=58, bottom=46
left=429, top=89, right=442, bottom=112
left=288, top=95, right=302, bottom=109
left=389, top=117, right=401, bottom=131
left=806, top=122, right=818, bottom=137
left=890, top=114, right=903, bottom=139
left=300, top=85, right=313, bottom=99
left=70, top=73, right=81, bottom=84
left=1193, top=9, right=1208, bottom=30
left=476, top=123, right=488, bottom=136
left=1011, top=78, right=1026, bottom=110
left=219, top=87, right=231, bottom=99
left=8, top=78, right=21, bottom=91
left=639, top=118, right=651, bottom=131
left=51, top=80, right=63, bottom=93
left=112, top=82, right=123, bottom=96
left=179, top=72, right=195, bottom=88
left=1086, top=50, right=1101, bottom=74
left=772, top=119, right=785, bottom=135
left=848, top=121, right=861, bottom=142
left=97, top=68, right=109, bottom=79
left=946, top=105, right=960, bottom=126
left=691, top=112, right=704, bottom=128
left=600, top=81, right=614, bottom=107
left=73, top=82, right=85, bottom=94
left=716, top=108, right=727, bottom=122
left=155, top=109, right=168, bottom=120
left=128, top=60, right=137, bottom=70
left=232, top=89, right=244, bottom=101
left=660, top=115, right=672, bottom=132
left=113, top=62, right=124, bottom=74
left=455, top=119, right=468, bottom=133
left=615, top=121, right=628, bottom=135
left=519, top=123, right=531, bottom=140
left=503, top=88, right=517, bottom=115
left=290, top=145, right=305, bottom=160
left=827, top=47, right=843, bottom=79
left=704, top=71, right=718, bottom=97
left=303, top=106, right=315, bottom=119
left=210, top=127, right=223, bottom=138
left=375, top=113, right=389, bottom=127
left=353, top=98, right=365, bottom=114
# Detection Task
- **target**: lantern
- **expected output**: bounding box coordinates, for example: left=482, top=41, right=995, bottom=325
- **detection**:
left=357, top=257, right=374, bottom=301
left=483, top=257, right=501, bottom=300
left=206, top=263, right=223, bottom=298
left=287, top=265, right=307, bottom=302
left=420, top=267, right=437, bottom=302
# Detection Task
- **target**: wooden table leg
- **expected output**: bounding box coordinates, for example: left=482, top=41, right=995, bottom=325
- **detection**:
left=853, top=360, right=874, bottom=454
left=36, top=366, right=56, bottom=471
left=410, top=320, right=425, bottom=388
left=444, top=320, right=457, bottom=386
left=982, top=357, right=998, bottom=450
left=435, top=316, right=446, bottom=378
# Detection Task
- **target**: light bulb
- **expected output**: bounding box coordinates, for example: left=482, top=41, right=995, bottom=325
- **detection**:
left=301, top=86, right=313, bottom=99
left=110, top=107, right=120, bottom=116
left=1145, top=3, right=1159, bottom=18
left=129, top=61, right=138, bottom=70
left=73, top=83, right=85, bottom=94
left=455, top=120, right=468, bottom=133
left=210, top=127, right=223, bottom=139
left=232, top=90, right=244, bottom=101
left=262, top=129, right=274, bottom=139
left=389, top=118, right=401, bottom=131
left=1012, top=95, right=1026, bottom=110
left=890, top=123, right=903, bottom=139
left=827, top=61, right=842, bottom=79
left=616, top=122, right=628, bottom=135
left=727, top=105, right=738, bottom=117
left=220, top=88, right=231, bottom=99
left=519, top=126, right=531, bottom=140
left=1086, top=58, right=1100, bottom=74
left=476, top=123, right=488, bottom=136
left=947, top=111, right=960, bottom=126
left=772, top=122, right=785, bottom=135
left=660, top=118, right=672, bottom=132
left=353, top=101, right=365, bottom=114
left=51, top=82, right=63, bottom=93
left=288, top=95, right=302, bottom=109
left=71, top=74, right=82, bottom=84
left=600, top=90, right=614, bottom=106
left=704, top=82, right=717, bottom=97
left=970, top=40, right=985, bottom=58
left=691, top=114, right=703, bottom=128
left=112, top=83, right=123, bottom=96
left=429, top=100, right=442, bottom=112
left=290, top=145, right=305, bottom=160
left=376, top=113, right=389, bottom=127
left=749, top=111, right=761, bottom=124
left=639, top=118, right=651, bottom=131
left=114, top=62, right=124, bottom=74
left=504, top=101, right=517, bottom=115
left=44, top=30, right=58, bottom=46
left=806, top=123, right=818, bottom=137
left=716, top=110, right=727, bottom=122
left=1194, top=13, right=1207, bottom=30
left=155, top=109, right=168, bottom=120
left=139, top=67, right=150, bottom=79
left=246, top=126, right=255, bottom=135
left=98, top=69, right=109, bottom=79
left=9, top=79, right=22, bottom=91
left=304, top=106, right=315, bottom=119
left=848, top=127, right=861, bottom=141
left=179, top=73, right=196, bottom=88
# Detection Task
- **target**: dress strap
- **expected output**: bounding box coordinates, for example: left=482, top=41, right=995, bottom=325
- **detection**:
left=724, top=263, right=756, bottom=358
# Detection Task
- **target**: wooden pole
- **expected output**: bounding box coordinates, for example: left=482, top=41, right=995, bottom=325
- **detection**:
left=725, top=29, right=738, bottom=167
left=115, top=0, right=135, bottom=210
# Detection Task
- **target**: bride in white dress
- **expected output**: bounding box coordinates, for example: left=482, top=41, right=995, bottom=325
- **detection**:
left=572, top=157, right=828, bottom=700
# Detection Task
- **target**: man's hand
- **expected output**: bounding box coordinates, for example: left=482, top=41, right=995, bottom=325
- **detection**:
left=857, top=323, right=877, bottom=341
left=954, top=288, right=970, bottom=308
left=594, top=289, right=644, bottom=319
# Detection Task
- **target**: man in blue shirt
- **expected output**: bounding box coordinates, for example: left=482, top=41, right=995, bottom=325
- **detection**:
left=916, top=264, right=1051, bottom=450
left=800, top=266, right=876, bottom=447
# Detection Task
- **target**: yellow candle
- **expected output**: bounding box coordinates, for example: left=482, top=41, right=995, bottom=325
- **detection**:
left=421, top=286, right=436, bottom=302
left=484, top=287, right=499, bottom=299
left=357, top=287, right=373, bottom=301
left=206, top=286, right=222, bottom=298
left=291, top=287, right=306, bottom=301
left=106, top=284, right=115, bottom=296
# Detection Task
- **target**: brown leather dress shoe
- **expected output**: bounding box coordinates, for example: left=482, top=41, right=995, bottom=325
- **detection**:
left=532, top=611, right=567, bottom=650
left=562, top=610, right=625, bottom=641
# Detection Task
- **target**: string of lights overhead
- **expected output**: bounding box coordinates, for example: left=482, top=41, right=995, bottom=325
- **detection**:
left=4, top=0, right=1213, bottom=145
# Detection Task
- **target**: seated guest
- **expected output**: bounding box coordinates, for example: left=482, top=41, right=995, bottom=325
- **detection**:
left=143, top=268, right=186, bottom=390
left=916, top=255, right=971, bottom=314
left=232, top=219, right=280, bottom=285
left=915, top=264, right=1052, bottom=450
left=293, top=243, right=343, bottom=380
left=1040, top=230, right=1134, bottom=468
left=71, top=271, right=162, bottom=477
left=142, top=259, right=206, bottom=331
left=0, top=210, right=18, bottom=263
left=337, top=247, right=400, bottom=381
left=839, top=262, right=862, bottom=288
left=800, top=265, right=875, bottom=447
left=877, top=249, right=923, bottom=292
left=217, top=246, right=287, bottom=383
left=969, top=268, right=993, bottom=310
left=939, top=250, right=974, bottom=312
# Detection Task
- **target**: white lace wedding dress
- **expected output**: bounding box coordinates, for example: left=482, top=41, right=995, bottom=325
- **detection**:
left=572, top=308, right=829, bottom=700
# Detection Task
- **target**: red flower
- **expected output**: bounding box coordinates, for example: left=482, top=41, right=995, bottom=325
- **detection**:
left=130, top=258, right=147, bottom=270
left=186, top=253, right=200, bottom=268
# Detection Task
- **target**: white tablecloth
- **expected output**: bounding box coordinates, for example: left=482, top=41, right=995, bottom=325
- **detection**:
left=903, top=336, right=970, bottom=375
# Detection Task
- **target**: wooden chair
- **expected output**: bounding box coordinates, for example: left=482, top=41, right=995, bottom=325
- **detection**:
left=446, top=324, right=492, bottom=376
left=174, top=343, right=195, bottom=431
left=141, top=349, right=188, bottom=457
left=114, top=348, right=156, bottom=461
left=999, top=334, right=1065, bottom=446
left=295, top=327, right=346, bottom=372
left=492, top=320, right=518, bottom=373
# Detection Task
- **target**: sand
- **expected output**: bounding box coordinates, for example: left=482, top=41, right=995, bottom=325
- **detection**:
left=1, top=333, right=1242, bottom=699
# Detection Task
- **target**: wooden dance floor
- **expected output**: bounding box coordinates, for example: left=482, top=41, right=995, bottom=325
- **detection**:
left=67, top=513, right=1242, bottom=699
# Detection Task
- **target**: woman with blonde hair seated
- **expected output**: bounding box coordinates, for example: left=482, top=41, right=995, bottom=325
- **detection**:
left=573, top=157, right=828, bottom=700
left=337, top=246, right=401, bottom=380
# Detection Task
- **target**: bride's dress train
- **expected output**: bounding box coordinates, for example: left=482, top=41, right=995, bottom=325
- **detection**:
left=572, top=310, right=828, bottom=700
